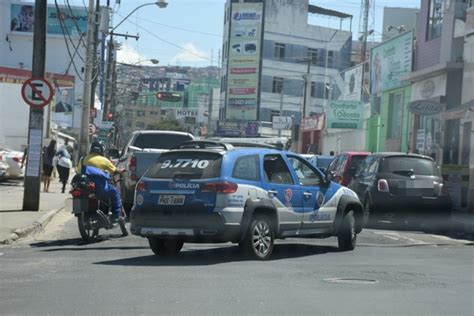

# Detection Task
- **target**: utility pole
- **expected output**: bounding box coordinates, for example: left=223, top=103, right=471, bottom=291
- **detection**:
left=360, top=0, right=370, bottom=62
left=278, top=89, right=283, bottom=137
left=22, top=0, right=47, bottom=211
left=79, top=0, right=97, bottom=158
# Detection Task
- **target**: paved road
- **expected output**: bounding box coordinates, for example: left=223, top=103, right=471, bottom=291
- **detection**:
left=1, top=210, right=473, bottom=315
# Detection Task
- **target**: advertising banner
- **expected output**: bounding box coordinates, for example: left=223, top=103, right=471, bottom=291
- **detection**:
left=327, top=101, right=363, bottom=129
left=225, top=2, right=263, bottom=121
left=52, top=86, right=75, bottom=128
left=342, top=64, right=363, bottom=101
left=370, top=31, right=413, bottom=94
left=217, top=121, right=260, bottom=137
left=10, top=3, right=87, bottom=36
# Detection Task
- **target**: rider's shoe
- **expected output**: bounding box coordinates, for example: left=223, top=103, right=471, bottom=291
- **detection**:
left=110, top=213, right=121, bottom=225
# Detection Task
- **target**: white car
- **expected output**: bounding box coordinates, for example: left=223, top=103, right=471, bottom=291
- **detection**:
left=0, top=145, right=25, bottom=178
left=0, top=160, right=9, bottom=181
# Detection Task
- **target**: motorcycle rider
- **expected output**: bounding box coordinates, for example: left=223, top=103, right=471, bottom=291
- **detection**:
left=77, top=141, right=125, bottom=223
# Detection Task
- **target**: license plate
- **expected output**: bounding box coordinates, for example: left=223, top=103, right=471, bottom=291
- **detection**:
left=72, top=198, right=88, bottom=214
left=158, top=195, right=185, bottom=206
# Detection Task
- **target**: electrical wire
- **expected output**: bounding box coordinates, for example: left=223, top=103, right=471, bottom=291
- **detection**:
left=64, top=0, right=87, bottom=47
left=54, top=0, right=85, bottom=80
left=115, top=12, right=222, bottom=37
left=121, top=18, right=212, bottom=62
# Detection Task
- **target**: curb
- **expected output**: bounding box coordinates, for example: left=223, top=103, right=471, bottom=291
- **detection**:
left=0, top=208, right=63, bottom=245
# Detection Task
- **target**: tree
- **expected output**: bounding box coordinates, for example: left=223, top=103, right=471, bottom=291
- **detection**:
left=146, top=120, right=185, bottom=132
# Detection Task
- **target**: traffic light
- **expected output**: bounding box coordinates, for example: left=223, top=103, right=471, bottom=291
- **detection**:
left=107, top=112, right=114, bottom=121
left=155, top=91, right=182, bottom=102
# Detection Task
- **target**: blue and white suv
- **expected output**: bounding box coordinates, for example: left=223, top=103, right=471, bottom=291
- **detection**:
left=130, top=141, right=364, bottom=260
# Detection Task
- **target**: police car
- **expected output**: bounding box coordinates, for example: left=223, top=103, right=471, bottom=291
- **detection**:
left=130, top=141, right=364, bottom=260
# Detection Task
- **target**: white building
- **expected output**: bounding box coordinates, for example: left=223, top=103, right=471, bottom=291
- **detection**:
left=0, top=2, right=85, bottom=150
left=220, top=0, right=352, bottom=152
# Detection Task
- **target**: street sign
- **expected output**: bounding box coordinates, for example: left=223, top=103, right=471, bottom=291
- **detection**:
left=21, top=77, right=54, bottom=108
left=89, top=123, right=97, bottom=135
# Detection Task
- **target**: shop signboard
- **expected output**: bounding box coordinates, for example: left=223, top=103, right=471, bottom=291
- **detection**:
left=409, top=100, right=443, bottom=116
left=10, top=3, right=87, bottom=36
left=370, top=31, right=413, bottom=94
left=327, top=101, right=363, bottom=129
left=225, top=2, right=264, bottom=121
left=342, top=64, right=363, bottom=101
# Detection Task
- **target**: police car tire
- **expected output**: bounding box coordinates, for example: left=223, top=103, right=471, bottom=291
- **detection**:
left=244, top=215, right=275, bottom=260
left=148, top=237, right=183, bottom=256
left=338, top=210, right=356, bottom=251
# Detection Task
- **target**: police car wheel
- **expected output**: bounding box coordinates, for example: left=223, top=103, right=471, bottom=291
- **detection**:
left=338, top=210, right=356, bottom=251
left=148, top=237, right=184, bottom=256
left=245, top=215, right=274, bottom=260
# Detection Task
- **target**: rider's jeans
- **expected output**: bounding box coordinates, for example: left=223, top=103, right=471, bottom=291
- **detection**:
left=94, top=182, right=122, bottom=217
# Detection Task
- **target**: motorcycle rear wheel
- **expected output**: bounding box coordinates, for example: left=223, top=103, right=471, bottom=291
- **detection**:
left=118, top=217, right=128, bottom=236
left=78, top=213, right=99, bottom=242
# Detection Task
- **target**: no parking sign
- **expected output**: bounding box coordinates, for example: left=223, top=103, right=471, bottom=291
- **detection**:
left=21, top=77, right=54, bottom=108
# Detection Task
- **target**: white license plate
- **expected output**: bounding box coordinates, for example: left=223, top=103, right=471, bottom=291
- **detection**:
left=158, top=195, right=185, bottom=205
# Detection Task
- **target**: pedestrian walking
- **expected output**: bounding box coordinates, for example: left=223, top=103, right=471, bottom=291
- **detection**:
left=42, top=139, right=56, bottom=192
left=54, top=146, right=72, bottom=193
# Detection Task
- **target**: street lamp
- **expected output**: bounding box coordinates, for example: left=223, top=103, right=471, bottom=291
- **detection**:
left=103, top=1, right=167, bottom=122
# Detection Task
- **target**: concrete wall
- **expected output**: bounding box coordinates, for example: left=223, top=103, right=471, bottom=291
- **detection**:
left=0, top=7, right=85, bottom=96
left=415, top=0, right=442, bottom=70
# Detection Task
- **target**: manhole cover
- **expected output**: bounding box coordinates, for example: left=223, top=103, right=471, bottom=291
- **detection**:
left=323, top=278, right=378, bottom=285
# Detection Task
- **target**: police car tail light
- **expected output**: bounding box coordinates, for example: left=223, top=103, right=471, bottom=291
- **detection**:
left=129, top=157, right=137, bottom=172
left=137, top=181, right=148, bottom=192
left=377, top=179, right=389, bottom=192
left=201, top=181, right=238, bottom=194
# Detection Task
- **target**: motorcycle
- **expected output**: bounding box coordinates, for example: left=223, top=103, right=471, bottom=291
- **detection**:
left=70, top=173, right=128, bottom=242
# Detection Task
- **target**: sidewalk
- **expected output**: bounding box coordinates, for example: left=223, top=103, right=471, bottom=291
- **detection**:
left=0, top=179, right=69, bottom=244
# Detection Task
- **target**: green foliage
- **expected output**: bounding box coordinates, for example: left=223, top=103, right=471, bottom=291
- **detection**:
left=146, top=120, right=185, bottom=132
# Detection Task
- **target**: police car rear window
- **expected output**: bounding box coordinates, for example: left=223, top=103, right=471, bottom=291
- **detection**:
left=144, top=152, right=222, bottom=179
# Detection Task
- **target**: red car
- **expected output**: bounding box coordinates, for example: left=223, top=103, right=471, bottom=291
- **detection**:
left=326, top=152, right=370, bottom=186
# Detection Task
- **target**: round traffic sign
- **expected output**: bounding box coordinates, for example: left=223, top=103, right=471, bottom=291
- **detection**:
left=21, top=77, right=54, bottom=108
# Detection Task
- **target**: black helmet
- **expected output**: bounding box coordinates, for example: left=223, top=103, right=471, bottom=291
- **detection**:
left=89, top=141, right=105, bottom=155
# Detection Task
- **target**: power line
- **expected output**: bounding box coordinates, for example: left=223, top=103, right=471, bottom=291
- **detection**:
left=121, top=18, right=212, bottom=62
left=64, top=0, right=87, bottom=47
left=116, top=12, right=222, bottom=37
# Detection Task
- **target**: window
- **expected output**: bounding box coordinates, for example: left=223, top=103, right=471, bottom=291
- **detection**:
left=274, top=43, right=285, bottom=60
left=310, top=81, right=316, bottom=97
left=387, top=92, right=403, bottom=138
left=136, top=121, right=145, bottom=129
left=272, top=77, right=283, bottom=93
left=327, top=51, right=334, bottom=65
left=427, top=0, right=444, bottom=40
left=307, top=48, right=320, bottom=65
left=145, top=152, right=222, bottom=180
left=137, top=110, right=146, bottom=117
left=288, top=156, right=321, bottom=186
left=380, top=157, right=439, bottom=176
left=232, top=155, right=260, bottom=181
left=263, top=155, right=294, bottom=184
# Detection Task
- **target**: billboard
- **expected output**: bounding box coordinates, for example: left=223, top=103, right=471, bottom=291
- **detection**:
left=216, top=121, right=260, bottom=137
left=10, top=3, right=87, bottom=36
left=342, top=64, right=363, bottom=101
left=370, top=31, right=413, bottom=94
left=225, top=2, right=264, bottom=121
left=327, top=100, right=363, bottom=129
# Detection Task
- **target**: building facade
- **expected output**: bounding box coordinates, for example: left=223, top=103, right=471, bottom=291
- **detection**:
left=403, top=0, right=472, bottom=211
left=220, top=0, right=352, bottom=148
